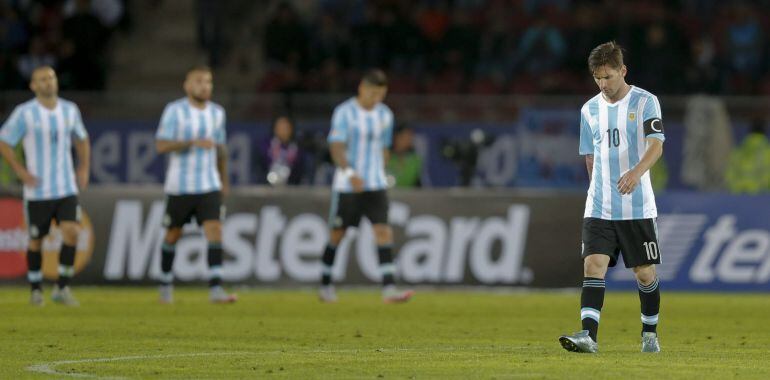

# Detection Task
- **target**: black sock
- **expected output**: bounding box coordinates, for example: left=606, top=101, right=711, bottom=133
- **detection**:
left=377, top=245, right=395, bottom=287
left=208, top=243, right=223, bottom=288
left=321, top=245, right=336, bottom=286
left=27, top=249, right=42, bottom=291
left=160, top=243, right=176, bottom=285
left=638, top=277, right=660, bottom=334
left=581, top=277, right=605, bottom=342
left=57, top=244, right=76, bottom=289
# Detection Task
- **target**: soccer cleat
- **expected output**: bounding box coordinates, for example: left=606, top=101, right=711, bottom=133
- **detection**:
left=641, top=332, right=661, bottom=353
left=30, top=289, right=44, bottom=307
left=51, top=286, right=80, bottom=307
left=382, top=286, right=414, bottom=304
left=209, top=286, right=237, bottom=304
left=318, top=285, right=338, bottom=303
left=159, top=285, right=174, bottom=304
left=559, top=330, right=598, bottom=353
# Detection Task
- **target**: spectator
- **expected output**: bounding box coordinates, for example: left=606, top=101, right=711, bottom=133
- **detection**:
left=258, top=116, right=305, bottom=186
left=387, top=124, right=423, bottom=188
left=725, top=120, right=770, bottom=194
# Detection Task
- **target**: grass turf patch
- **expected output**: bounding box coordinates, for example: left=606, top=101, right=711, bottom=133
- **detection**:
left=1, top=287, right=769, bottom=379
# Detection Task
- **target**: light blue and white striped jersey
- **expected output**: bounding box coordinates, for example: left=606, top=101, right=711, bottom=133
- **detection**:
left=579, top=86, right=665, bottom=220
left=0, top=98, right=88, bottom=201
left=328, top=97, right=394, bottom=192
left=156, top=98, right=226, bottom=195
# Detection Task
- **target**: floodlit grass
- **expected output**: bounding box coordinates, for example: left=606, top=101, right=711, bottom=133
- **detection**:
left=1, top=287, right=769, bottom=379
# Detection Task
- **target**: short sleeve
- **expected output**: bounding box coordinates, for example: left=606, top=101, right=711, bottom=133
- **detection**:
left=155, top=104, right=178, bottom=140
left=327, top=106, right=348, bottom=143
left=642, top=95, right=662, bottom=121
left=579, top=111, right=594, bottom=155
left=70, top=104, right=88, bottom=140
left=382, top=108, right=394, bottom=148
left=0, top=106, right=27, bottom=146
left=213, top=107, right=226, bottom=144
left=643, top=95, right=665, bottom=142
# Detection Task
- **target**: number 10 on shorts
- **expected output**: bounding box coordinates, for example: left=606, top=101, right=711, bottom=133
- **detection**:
left=643, top=242, right=659, bottom=260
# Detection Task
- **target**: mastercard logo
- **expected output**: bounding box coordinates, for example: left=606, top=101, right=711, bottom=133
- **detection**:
left=0, top=197, right=95, bottom=280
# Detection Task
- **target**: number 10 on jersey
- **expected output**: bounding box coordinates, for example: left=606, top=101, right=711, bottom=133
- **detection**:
left=606, top=128, right=620, bottom=148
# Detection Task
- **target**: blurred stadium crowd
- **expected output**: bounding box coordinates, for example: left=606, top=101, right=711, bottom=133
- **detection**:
left=0, top=0, right=128, bottom=90
left=3, top=1, right=770, bottom=95
left=257, top=0, right=770, bottom=95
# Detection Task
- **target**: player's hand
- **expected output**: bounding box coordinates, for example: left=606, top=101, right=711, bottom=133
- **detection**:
left=350, top=175, right=364, bottom=192
left=19, top=170, right=38, bottom=187
left=617, top=168, right=641, bottom=195
left=77, top=167, right=90, bottom=190
left=221, top=182, right=230, bottom=198
left=192, top=139, right=215, bottom=149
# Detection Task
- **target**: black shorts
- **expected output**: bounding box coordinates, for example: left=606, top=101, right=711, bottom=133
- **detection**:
left=25, top=195, right=80, bottom=239
left=581, top=217, right=661, bottom=268
left=163, top=191, right=224, bottom=228
left=329, top=190, right=389, bottom=229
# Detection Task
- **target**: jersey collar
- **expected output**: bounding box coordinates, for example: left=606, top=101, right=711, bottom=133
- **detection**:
left=599, top=85, right=635, bottom=107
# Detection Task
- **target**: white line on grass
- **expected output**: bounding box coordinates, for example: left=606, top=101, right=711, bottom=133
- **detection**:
left=27, top=346, right=535, bottom=379
left=26, top=352, right=251, bottom=379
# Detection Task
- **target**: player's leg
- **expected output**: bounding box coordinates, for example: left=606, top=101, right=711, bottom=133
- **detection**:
left=634, top=264, right=660, bottom=339
left=159, top=227, right=182, bottom=303
left=57, top=221, right=80, bottom=288
left=27, top=238, right=44, bottom=306
left=199, top=192, right=235, bottom=303
left=559, top=218, right=618, bottom=353
left=319, top=191, right=356, bottom=302
left=617, top=218, right=662, bottom=352
left=321, top=227, right=345, bottom=286
left=51, top=196, right=81, bottom=306
left=24, top=199, right=50, bottom=306
left=580, top=254, right=610, bottom=341
left=367, top=190, right=413, bottom=304
left=158, top=194, right=193, bottom=303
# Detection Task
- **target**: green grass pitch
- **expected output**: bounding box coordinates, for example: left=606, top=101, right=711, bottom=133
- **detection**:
left=1, top=287, right=769, bottom=379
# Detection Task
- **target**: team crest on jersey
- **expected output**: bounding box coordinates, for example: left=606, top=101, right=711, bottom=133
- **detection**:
left=29, top=225, right=39, bottom=239
left=628, top=112, right=636, bottom=121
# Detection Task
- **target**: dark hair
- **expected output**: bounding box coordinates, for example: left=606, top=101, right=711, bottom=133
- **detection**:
left=187, top=65, right=212, bottom=77
left=361, top=68, right=388, bottom=87
left=588, top=41, right=624, bottom=74
left=394, top=123, right=412, bottom=135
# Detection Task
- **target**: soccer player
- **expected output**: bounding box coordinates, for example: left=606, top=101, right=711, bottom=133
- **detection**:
left=559, top=42, right=664, bottom=353
left=155, top=66, right=236, bottom=304
left=0, top=66, right=90, bottom=307
left=319, top=69, right=414, bottom=304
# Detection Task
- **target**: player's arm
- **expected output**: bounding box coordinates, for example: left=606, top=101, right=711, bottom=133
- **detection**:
left=156, top=139, right=214, bottom=153
left=330, top=142, right=363, bottom=191
left=382, top=114, right=393, bottom=166
left=70, top=105, right=91, bottom=190
left=618, top=115, right=665, bottom=194
left=585, top=154, right=594, bottom=182
left=217, top=144, right=229, bottom=196
left=74, top=137, right=91, bottom=190
left=329, top=108, right=363, bottom=191
left=0, top=108, right=36, bottom=186
left=578, top=110, right=594, bottom=183
left=0, top=141, right=36, bottom=186
left=155, top=104, right=212, bottom=153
